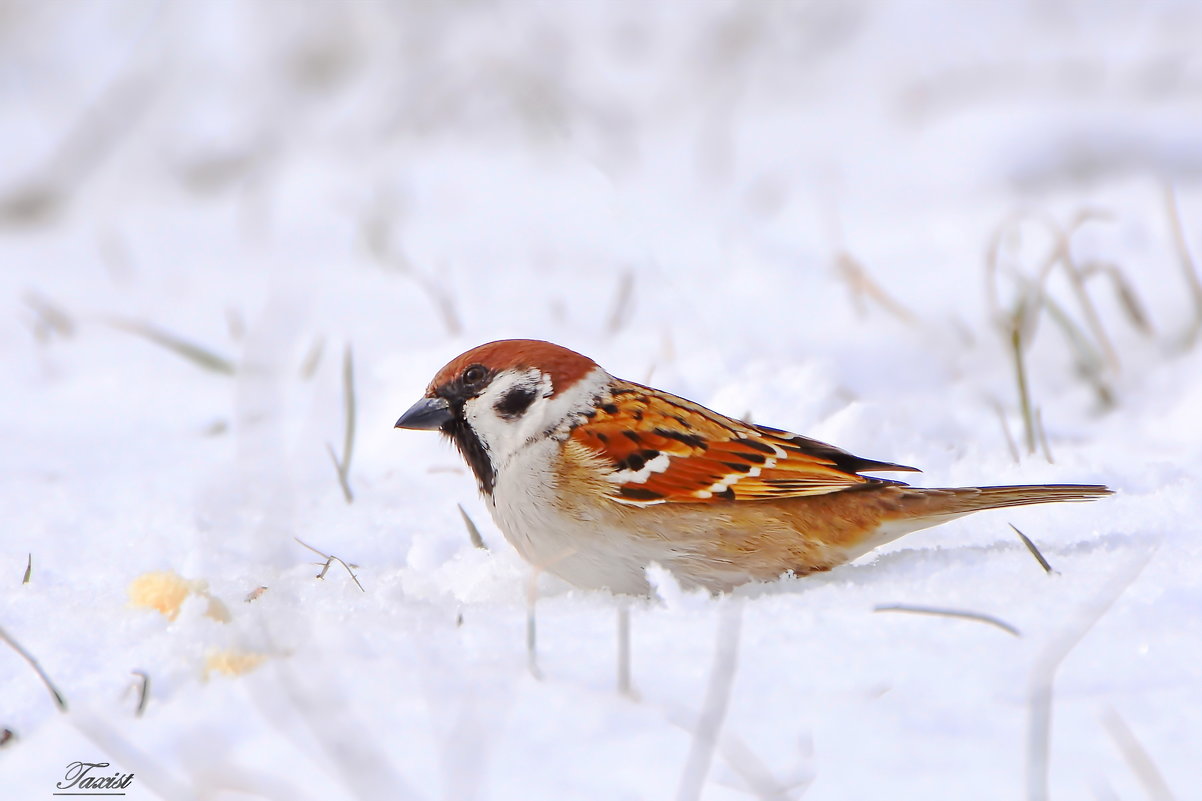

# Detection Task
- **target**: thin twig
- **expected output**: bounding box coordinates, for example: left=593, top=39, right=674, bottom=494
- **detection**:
left=1102, top=708, right=1176, bottom=801
left=676, top=602, right=743, bottom=801
left=1010, top=524, right=1057, bottom=575
left=131, top=671, right=150, bottom=717
left=457, top=504, right=487, bottom=550
left=294, top=538, right=365, bottom=592
left=0, top=623, right=67, bottom=712
left=23, top=554, right=31, bottom=585
left=874, top=603, right=1020, bottom=637
left=1026, top=549, right=1155, bottom=801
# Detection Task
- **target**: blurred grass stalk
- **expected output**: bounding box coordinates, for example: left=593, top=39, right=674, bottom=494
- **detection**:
left=1164, top=184, right=1202, bottom=348
left=676, top=601, right=742, bottom=801
left=326, top=344, right=356, bottom=504
left=1026, top=549, right=1155, bottom=801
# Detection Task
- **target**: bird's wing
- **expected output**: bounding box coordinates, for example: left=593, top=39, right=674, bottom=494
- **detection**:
left=569, top=380, right=918, bottom=506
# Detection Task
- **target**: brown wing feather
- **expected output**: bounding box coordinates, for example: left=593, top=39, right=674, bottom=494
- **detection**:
left=569, top=380, right=918, bottom=506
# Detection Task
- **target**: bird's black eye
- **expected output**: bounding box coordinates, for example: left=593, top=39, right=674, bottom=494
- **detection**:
left=462, top=364, right=488, bottom=388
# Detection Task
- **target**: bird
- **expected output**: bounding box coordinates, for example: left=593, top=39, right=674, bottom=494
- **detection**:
left=395, top=339, right=1112, bottom=594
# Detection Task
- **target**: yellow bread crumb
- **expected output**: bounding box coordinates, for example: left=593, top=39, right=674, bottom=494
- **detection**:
left=128, top=570, right=228, bottom=622
left=205, top=649, right=267, bottom=678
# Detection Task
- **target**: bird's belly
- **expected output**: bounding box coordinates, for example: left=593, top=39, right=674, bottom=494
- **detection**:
left=486, top=492, right=667, bottom=593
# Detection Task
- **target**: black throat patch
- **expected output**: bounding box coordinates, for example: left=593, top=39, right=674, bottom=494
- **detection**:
left=442, top=415, right=495, bottom=495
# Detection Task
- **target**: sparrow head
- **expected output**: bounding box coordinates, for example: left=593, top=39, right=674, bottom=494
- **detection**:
left=396, top=339, right=606, bottom=494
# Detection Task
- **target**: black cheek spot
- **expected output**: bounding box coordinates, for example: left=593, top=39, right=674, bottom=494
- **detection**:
left=495, top=386, right=538, bottom=420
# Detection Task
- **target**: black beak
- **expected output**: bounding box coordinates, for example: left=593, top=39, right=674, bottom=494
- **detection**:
left=395, top=396, right=454, bottom=430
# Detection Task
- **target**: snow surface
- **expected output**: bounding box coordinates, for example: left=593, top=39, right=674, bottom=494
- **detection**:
left=2, top=1, right=1201, bottom=799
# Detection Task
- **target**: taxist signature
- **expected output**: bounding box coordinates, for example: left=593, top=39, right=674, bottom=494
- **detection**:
left=55, top=761, right=135, bottom=795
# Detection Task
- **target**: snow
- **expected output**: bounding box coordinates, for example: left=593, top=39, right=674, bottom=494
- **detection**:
left=2, top=1, right=1201, bottom=798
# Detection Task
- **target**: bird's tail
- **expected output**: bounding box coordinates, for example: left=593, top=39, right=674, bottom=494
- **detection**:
left=917, top=484, right=1113, bottom=514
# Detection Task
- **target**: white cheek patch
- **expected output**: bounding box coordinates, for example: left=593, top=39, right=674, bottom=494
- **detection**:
left=607, top=451, right=672, bottom=485
left=465, top=372, right=547, bottom=441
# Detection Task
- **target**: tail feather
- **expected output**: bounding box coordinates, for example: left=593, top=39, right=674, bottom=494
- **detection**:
left=908, top=484, right=1113, bottom=517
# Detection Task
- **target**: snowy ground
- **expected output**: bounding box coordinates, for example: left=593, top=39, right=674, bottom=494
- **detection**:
left=2, top=1, right=1201, bottom=799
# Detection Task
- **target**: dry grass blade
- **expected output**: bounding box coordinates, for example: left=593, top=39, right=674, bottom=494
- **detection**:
left=457, top=504, right=487, bottom=549
left=835, top=251, right=917, bottom=325
left=409, top=269, right=463, bottom=336
left=1010, top=524, right=1057, bottom=575
left=1035, top=407, right=1054, bottom=464
left=1036, top=292, right=1114, bottom=410
left=0, top=623, right=67, bottom=712
left=986, top=210, right=1119, bottom=421
left=1080, top=260, right=1153, bottom=335
left=106, top=318, right=235, bottom=375
left=617, top=605, right=633, bottom=698
left=676, top=602, right=743, bottom=801
left=23, top=554, right=31, bottom=585
left=1102, top=708, right=1176, bottom=801
left=325, top=344, right=356, bottom=504
left=294, top=538, right=365, bottom=592
left=874, top=603, right=1021, bottom=637
left=607, top=270, right=636, bottom=334
left=340, top=344, right=356, bottom=472
left=1060, top=210, right=1120, bottom=371
left=526, top=577, right=542, bottom=681
left=131, top=670, right=150, bottom=717
left=1026, top=548, right=1155, bottom=801
left=1164, top=184, right=1202, bottom=347
left=990, top=399, right=1020, bottom=463
left=24, top=292, right=75, bottom=340
left=0, top=72, right=151, bottom=227
left=1010, top=320, right=1038, bottom=456
left=299, top=336, right=325, bottom=379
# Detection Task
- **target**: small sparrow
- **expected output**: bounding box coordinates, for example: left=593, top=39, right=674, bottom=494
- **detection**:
left=396, top=340, right=1111, bottom=594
